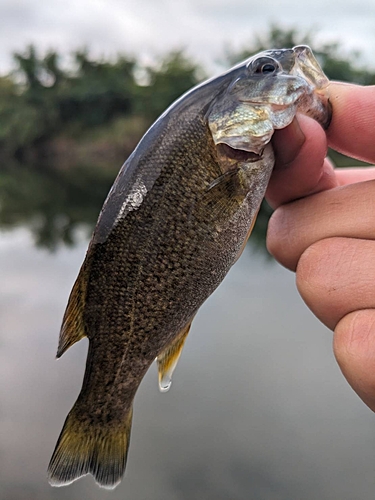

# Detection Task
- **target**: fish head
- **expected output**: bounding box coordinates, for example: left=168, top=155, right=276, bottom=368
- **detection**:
left=208, top=45, right=331, bottom=155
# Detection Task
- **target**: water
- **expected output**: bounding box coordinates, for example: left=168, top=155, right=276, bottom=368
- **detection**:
left=1, top=224, right=374, bottom=500
left=157, top=331, right=188, bottom=393
left=158, top=367, right=173, bottom=393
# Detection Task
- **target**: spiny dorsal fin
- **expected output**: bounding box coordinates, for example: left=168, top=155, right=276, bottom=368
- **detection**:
left=156, top=320, right=192, bottom=392
left=57, top=262, right=89, bottom=358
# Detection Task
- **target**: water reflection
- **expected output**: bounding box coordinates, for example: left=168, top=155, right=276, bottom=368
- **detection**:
left=1, top=228, right=374, bottom=500
left=0, top=163, right=118, bottom=249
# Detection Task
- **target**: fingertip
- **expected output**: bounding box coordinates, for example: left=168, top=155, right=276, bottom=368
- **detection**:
left=335, top=167, right=375, bottom=186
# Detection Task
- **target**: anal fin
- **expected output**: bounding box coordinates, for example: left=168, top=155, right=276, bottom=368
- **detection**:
left=156, top=321, right=192, bottom=392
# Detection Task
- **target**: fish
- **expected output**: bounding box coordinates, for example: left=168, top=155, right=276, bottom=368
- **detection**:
left=48, top=45, right=331, bottom=489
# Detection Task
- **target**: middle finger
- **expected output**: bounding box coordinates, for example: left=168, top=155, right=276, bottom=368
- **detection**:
left=296, top=237, right=375, bottom=330
left=267, top=179, right=375, bottom=271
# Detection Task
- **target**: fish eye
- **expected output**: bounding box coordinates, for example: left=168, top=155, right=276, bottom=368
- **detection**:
left=249, top=57, right=280, bottom=75
left=260, top=63, right=276, bottom=74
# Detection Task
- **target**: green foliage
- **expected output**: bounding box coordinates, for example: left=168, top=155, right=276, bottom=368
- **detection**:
left=13, top=45, right=44, bottom=90
left=1, top=30, right=373, bottom=164
left=0, top=46, right=203, bottom=160
left=318, top=47, right=375, bottom=85
left=224, top=25, right=312, bottom=63
left=0, top=163, right=118, bottom=249
left=137, top=50, right=205, bottom=119
left=58, top=50, right=137, bottom=127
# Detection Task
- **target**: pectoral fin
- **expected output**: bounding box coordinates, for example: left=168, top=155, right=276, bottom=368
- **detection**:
left=156, top=321, right=192, bottom=392
left=199, top=144, right=264, bottom=222
left=196, top=168, right=244, bottom=222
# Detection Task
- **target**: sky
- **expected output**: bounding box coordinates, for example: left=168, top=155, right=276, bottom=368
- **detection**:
left=0, top=0, right=374, bottom=75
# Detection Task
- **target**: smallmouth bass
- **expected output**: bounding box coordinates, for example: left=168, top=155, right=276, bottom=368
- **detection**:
left=48, top=46, right=331, bottom=489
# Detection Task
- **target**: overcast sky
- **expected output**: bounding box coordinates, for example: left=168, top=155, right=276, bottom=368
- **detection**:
left=0, top=0, right=374, bottom=75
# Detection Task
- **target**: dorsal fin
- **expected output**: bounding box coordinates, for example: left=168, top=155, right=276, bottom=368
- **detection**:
left=56, top=261, right=89, bottom=358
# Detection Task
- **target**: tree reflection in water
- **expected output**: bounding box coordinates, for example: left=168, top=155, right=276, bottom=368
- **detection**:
left=0, top=162, right=119, bottom=249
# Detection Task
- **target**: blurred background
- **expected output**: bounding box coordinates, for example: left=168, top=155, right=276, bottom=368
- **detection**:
left=1, top=1, right=375, bottom=499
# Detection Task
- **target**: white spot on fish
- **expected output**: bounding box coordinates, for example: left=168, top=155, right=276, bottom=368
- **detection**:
left=115, top=178, right=147, bottom=224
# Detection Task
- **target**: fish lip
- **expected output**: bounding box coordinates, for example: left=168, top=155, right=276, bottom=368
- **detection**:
left=292, top=45, right=330, bottom=90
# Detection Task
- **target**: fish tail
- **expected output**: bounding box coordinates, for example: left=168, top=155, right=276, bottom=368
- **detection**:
left=48, top=404, right=133, bottom=489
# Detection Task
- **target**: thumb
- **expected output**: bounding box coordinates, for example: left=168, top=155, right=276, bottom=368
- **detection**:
left=334, top=309, right=375, bottom=412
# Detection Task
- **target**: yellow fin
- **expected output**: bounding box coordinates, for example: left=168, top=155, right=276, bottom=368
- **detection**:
left=156, top=321, right=192, bottom=392
left=48, top=403, right=133, bottom=489
left=56, top=262, right=89, bottom=358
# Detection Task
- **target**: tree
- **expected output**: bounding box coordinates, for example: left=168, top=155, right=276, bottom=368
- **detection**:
left=138, top=50, right=205, bottom=119
left=58, top=50, right=137, bottom=126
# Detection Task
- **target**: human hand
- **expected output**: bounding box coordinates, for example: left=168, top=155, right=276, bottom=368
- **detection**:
left=266, top=83, right=375, bottom=411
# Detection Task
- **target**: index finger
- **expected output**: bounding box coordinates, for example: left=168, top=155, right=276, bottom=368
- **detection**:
left=327, top=82, right=375, bottom=164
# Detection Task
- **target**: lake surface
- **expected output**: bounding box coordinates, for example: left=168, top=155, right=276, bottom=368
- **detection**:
left=1, top=225, right=374, bottom=500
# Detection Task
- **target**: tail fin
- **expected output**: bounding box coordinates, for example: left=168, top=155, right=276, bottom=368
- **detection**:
left=48, top=404, right=133, bottom=489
